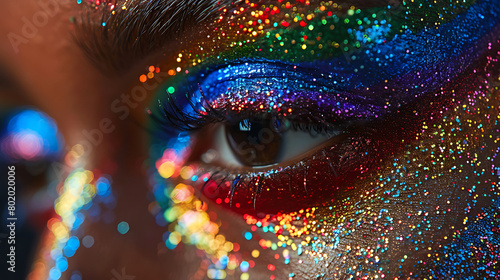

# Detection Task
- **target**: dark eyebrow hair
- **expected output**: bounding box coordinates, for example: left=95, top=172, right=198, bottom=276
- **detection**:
left=75, top=0, right=230, bottom=74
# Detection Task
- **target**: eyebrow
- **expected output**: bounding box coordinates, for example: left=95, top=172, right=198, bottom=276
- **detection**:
left=75, top=0, right=394, bottom=74
left=75, top=0, right=230, bottom=74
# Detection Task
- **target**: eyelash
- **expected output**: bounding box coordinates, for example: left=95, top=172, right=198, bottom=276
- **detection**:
left=150, top=85, right=350, bottom=135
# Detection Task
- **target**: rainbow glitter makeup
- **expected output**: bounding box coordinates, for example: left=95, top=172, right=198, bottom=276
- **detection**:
left=141, top=0, right=500, bottom=279
left=73, top=0, right=500, bottom=279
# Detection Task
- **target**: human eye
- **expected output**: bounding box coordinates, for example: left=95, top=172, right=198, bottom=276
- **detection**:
left=153, top=78, right=392, bottom=215
left=205, top=117, right=340, bottom=167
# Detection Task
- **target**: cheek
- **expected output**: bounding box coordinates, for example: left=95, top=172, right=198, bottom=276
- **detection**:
left=251, top=75, right=499, bottom=277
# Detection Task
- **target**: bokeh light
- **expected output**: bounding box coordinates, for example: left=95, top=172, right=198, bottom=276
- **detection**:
left=1, top=109, right=63, bottom=160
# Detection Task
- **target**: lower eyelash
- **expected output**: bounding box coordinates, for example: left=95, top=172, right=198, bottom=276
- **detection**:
left=195, top=159, right=327, bottom=211
left=192, top=128, right=379, bottom=212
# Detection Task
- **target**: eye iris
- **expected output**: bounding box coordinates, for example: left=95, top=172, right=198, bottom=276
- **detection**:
left=225, top=119, right=283, bottom=166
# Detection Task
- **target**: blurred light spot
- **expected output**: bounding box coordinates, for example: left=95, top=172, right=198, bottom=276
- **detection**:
left=55, top=257, right=68, bottom=272
left=207, top=268, right=227, bottom=279
left=63, top=236, right=80, bottom=257
left=251, top=250, right=260, bottom=258
left=180, top=166, right=194, bottom=180
left=96, top=177, right=111, bottom=197
left=168, top=231, right=181, bottom=246
left=158, top=161, right=175, bottom=178
left=70, top=271, right=82, bottom=280
left=1, top=109, right=63, bottom=160
left=82, top=235, right=94, bottom=248
left=117, top=221, right=130, bottom=234
left=240, top=261, right=249, bottom=272
left=244, top=232, right=253, bottom=240
left=171, top=183, right=194, bottom=203
left=48, top=267, right=61, bottom=280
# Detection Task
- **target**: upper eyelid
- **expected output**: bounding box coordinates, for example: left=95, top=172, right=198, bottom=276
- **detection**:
left=148, top=0, right=500, bottom=129
left=151, top=83, right=370, bottom=139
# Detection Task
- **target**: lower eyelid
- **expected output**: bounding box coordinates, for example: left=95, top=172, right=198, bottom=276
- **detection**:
left=194, top=136, right=375, bottom=213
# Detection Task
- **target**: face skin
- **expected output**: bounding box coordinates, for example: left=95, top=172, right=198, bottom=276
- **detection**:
left=1, top=0, right=499, bottom=279
left=0, top=0, right=167, bottom=278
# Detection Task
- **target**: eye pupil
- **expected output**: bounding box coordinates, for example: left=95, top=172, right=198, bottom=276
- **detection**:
left=226, top=119, right=283, bottom=166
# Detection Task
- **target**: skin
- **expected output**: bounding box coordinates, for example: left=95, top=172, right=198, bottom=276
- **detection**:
left=0, top=0, right=165, bottom=278
left=0, top=0, right=499, bottom=279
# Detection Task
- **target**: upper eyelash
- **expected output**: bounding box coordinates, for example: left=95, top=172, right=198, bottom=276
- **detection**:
left=149, top=84, right=362, bottom=137
left=148, top=86, right=225, bottom=132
